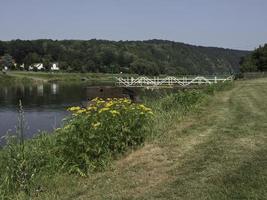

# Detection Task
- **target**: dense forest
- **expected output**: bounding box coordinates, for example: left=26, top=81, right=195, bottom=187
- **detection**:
left=240, top=44, right=267, bottom=72
left=0, top=39, right=249, bottom=75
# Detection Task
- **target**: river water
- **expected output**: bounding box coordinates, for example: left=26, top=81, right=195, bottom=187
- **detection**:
left=0, top=82, right=89, bottom=143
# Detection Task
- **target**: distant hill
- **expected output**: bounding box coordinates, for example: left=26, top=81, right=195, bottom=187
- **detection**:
left=0, top=39, right=250, bottom=75
left=240, top=44, right=267, bottom=72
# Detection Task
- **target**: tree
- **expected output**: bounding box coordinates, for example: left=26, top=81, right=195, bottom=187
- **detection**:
left=118, top=51, right=134, bottom=67
left=23, top=52, right=41, bottom=68
left=130, top=59, right=160, bottom=75
left=42, top=55, right=52, bottom=71
left=0, top=54, right=14, bottom=70
left=240, top=44, right=267, bottom=72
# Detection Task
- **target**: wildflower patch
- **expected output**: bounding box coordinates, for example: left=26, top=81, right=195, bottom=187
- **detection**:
left=58, top=98, right=153, bottom=175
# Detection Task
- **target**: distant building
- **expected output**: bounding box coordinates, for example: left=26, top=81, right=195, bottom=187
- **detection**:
left=34, top=63, right=44, bottom=70
left=28, top=63, right=44, bottom=71
left=51, top=63, right=59, bottom=71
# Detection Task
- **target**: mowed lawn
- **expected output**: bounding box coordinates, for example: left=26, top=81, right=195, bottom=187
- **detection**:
left=36, top=78, right=267, bottom=200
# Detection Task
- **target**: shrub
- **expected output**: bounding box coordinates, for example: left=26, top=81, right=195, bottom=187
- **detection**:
left=56, top=98, right=153, bottom=176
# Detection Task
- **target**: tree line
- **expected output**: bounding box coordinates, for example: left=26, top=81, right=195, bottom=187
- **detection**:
left=240, top=44, right=267, bottom=72
left=0, top=39, right=249, bottom=75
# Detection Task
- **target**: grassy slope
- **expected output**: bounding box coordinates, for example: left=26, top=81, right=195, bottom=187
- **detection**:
left=28, top=79, right=267, bottom=199
left=7, top=71, right=119, bottom=83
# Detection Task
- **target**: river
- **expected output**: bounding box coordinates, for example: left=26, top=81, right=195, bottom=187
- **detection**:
left=0, top=82, right=89, bottom=143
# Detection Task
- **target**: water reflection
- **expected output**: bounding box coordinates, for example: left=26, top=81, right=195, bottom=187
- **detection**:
left=51, top=83, right=58, bottom=95
left=0, top=82, right=88, bottom=141
left=37, top=84, right=44, bottom=96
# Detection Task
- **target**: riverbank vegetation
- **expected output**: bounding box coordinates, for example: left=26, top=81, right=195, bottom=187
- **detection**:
left=0, top=82, right=235, bottom=199
left=0, top=39, right=249, bottom=75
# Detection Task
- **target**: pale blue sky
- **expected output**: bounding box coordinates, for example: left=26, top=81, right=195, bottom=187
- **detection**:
left=0, top=0, right=266, bottom=50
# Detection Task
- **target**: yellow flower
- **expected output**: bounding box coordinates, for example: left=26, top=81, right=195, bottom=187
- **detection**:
left=139, top=104, right=146, bottom=109
left=68, top=106, right=81, bottom=111
left=87, top=106, right=97, bottom=111
left=148, top=111, right=154, bottom=115
left=123, top=99, right=131, bottom=104
left=91, top=97, right=100, bottom=102
left=137, top=104, right=152, bottom=112
left=92, top=122, right=101, bottom=129
left=105, top=101, right=114, bottom=107
left=110, top=110, right=120, bottom=116
left=99, top=107, right=110, bottom=113
left=76, top=109, right=86, bottom=114
left=143, top=107, right=152, bottom=112
left=64, top=124, right=72, bottom=130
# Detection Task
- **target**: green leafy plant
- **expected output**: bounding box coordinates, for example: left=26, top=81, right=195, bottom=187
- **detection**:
left=56, top=98, right=153, bottom=176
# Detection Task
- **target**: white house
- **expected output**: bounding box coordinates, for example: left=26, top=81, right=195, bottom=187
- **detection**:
left=28, top=63, right=44, bottom=71
left=34, top=63, right=44, bottom=70
left=51, top=63, right=59, bottom=71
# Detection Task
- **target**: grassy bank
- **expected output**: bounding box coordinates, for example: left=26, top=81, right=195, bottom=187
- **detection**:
left=0, top=74, right=35, bottom=86
left=2, top=80, right=266, bottom=199
left=7, top=71, right=120, bottom=84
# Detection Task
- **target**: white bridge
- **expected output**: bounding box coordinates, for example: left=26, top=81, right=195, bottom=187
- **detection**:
left=116, top=76, right=234, bottom=87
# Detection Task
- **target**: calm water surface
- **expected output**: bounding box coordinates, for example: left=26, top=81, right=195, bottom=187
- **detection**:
left=0, top=82, right=89, bottom=143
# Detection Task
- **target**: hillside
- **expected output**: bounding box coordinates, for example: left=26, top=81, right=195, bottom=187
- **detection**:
left=0, top=39, right=249, bottom=75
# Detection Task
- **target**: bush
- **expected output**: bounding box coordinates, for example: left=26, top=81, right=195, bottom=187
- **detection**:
left=56, top=98, right=153, bottom=175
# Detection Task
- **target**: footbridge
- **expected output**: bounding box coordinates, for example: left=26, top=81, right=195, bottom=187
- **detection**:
left=116, top=76, right=234, bottom=88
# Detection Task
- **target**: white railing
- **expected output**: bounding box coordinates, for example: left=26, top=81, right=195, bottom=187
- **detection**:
left=116, top=76, right=234, bottom=87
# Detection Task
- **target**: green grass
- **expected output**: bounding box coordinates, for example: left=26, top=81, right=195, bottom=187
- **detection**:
left=1, top=79, right=267, bottom=199
left=0, top=74, right=34, bottom=86
left=7, top=71, right=127, bottom=84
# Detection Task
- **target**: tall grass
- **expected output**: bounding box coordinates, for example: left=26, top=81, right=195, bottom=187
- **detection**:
left=0, top=101, right=34, bottom=197
left=0, top=102, right=59, bottom=199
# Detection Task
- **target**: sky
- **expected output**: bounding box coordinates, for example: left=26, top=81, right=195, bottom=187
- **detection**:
left=0, top=0, right=266, bottom=50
